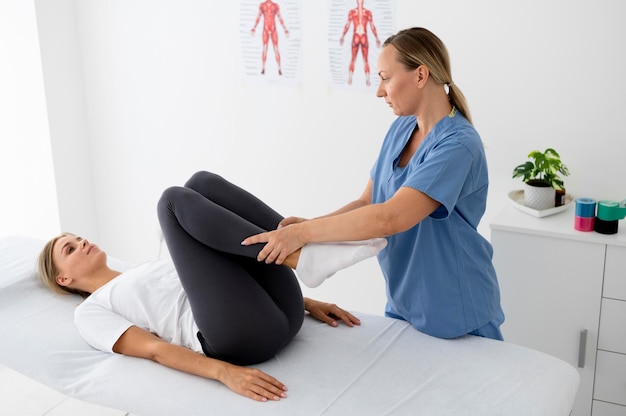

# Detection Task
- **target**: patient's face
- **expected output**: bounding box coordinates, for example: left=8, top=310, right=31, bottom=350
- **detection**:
left=52, top=235, right=106, bottom=284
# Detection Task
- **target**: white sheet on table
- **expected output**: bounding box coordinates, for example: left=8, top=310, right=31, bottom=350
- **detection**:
left=0, top=235, right=579, bottom=416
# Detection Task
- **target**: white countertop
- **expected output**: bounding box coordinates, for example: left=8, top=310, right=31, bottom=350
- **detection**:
left=490, top=200, right=626, bottom=247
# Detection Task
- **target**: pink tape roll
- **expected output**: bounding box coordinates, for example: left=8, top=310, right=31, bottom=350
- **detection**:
left=574, top=216, right=595, bottom=232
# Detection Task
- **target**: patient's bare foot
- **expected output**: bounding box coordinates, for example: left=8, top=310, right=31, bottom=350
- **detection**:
left=283, top=250, right=299, bottom=270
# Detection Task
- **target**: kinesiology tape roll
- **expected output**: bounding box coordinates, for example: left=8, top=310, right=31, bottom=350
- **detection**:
left=574, top=198, right=596, bottom=232
left=594, top=200, right=626, bottom=235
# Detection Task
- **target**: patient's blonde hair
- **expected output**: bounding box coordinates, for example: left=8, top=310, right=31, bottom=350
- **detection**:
left=38, top=233, right=90, bottom=298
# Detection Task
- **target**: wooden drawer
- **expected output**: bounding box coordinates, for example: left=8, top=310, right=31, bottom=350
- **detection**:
left=599, top=298, right=626, bottom=354
left=603, top=245, right=626, bottom=301
left=594, top=350, right=626, bottom=406
left=593, top=400, right=626, bottom=416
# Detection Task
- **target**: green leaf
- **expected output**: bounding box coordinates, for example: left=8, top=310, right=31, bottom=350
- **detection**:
left=513, top=148, right=569, bottom=187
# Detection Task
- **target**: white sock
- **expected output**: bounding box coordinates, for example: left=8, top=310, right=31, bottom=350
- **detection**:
left=295, top=238, right=387, bottom=288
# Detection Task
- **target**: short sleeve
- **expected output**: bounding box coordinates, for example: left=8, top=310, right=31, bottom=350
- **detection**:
left=404, top=137, right=474, bottom=219
left=74, top=301, right=133, bottom=353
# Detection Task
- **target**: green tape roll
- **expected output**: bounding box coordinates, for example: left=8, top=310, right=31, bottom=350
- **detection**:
left=597, top=200, right=626, bottom=221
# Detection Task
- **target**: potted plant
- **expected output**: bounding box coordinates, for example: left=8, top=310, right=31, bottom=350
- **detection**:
left=512, top=148, right=570, bottom=210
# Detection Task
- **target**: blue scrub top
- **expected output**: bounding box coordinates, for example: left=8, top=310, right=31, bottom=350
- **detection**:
left=370, top=112, right=504, bottom=339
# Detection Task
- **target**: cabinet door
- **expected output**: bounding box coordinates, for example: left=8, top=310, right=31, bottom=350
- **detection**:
left=592, top=400, right=626, bottom=416
left=603, top=245, right=626, bottom=301
left=594, top=350, right=626, bottom=407
left=491, top=230, right=605, bottom=416
left=598, top=298, right=626, bottom=354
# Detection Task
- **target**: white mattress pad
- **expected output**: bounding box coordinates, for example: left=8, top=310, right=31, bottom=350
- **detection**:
left=0, top=235, right=579, bottom=416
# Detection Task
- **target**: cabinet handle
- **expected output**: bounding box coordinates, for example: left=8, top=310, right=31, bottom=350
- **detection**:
left=578, top=329, right=588, bottom=368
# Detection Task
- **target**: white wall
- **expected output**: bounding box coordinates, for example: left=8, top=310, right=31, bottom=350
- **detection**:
left=35, top=0, right=99, bottom=241
left=0, top=0, right=60, bottom=240
left=34, top=0, right=626, bottom=315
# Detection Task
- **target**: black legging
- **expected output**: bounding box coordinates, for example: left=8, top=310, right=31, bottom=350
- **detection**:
left=156, top=171, right=304, bottom=365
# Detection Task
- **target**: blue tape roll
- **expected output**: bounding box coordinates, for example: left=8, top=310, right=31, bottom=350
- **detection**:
left=576, top=198, right=596, bottom=218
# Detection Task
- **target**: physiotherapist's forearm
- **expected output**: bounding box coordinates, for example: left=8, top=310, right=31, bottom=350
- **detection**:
left=300, top=203, right=395, bottom=243
left=299, top=187, right=439, bottom=243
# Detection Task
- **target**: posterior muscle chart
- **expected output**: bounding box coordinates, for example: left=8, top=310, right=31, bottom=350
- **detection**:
left=328, top=0, right=395, bottom=91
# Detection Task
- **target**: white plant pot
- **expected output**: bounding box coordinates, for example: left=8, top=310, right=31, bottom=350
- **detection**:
left=523, top=183, right=555, bottom=210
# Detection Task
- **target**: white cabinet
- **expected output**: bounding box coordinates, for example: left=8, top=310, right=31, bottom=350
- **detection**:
left=491, top=229, right=603, bottom=415
left=595, top=245, right=626, bottom=414
left=490, top=204, right=626, bottom=416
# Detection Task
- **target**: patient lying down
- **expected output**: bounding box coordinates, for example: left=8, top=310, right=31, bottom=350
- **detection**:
left=37, top=172, right=385, bottom=402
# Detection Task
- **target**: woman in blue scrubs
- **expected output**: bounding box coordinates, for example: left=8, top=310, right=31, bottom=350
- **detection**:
left=243, top=27, right=504, bottom=341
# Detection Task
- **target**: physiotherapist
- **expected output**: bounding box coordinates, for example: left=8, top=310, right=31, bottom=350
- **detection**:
left=243, top=27, right=505, bottom=341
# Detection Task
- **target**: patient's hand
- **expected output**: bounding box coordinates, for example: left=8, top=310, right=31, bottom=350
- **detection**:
left=113, top=326, right=286, bottom=402
left=304, top=297, right=361, bottom=328
left=219, top=363, right=288, bottom=402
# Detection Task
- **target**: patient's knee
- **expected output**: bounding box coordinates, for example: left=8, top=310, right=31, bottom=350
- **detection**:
left=184, top=171, right=222, bottom=190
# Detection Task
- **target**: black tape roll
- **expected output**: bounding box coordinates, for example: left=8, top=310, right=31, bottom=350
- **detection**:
left=594, top=217, right=619, bottom=235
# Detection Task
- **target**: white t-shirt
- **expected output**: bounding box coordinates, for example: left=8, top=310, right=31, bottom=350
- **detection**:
left=74, top=260, right=203, bottom=354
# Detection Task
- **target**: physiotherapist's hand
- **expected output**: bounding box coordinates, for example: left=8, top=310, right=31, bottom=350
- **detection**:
left=241, top=225, right=304, bottom=266
left=277, top=216, right=308, bottom=229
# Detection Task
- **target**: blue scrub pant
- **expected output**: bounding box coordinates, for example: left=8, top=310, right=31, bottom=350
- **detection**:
left=386, top=311, right=504, bottom=341
left=468, top=320, right=504, bottom=341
